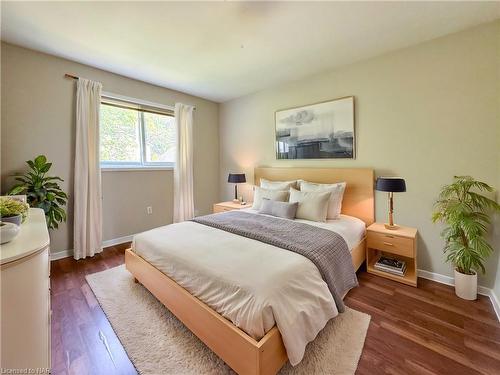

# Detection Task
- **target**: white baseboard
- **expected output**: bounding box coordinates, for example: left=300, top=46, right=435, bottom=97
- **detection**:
left=417, top=269, right=455, bottom=287
left=50, top=249, right=73, bottom=261
left=50, top=234, right=134, bottom=261
left=490, top=289, right=500, bottom=323
left=102, top=234, right=134, bottom=248
left=417, top=269, right=500, bottom=322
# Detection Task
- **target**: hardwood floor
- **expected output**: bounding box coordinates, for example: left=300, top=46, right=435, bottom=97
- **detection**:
left=51, top=245, right=500, bottom=375
left=51, top=244, right=136, bottom=375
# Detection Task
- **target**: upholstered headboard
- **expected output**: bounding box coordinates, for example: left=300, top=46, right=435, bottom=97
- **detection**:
left=254, top=167, right=374, bottom=226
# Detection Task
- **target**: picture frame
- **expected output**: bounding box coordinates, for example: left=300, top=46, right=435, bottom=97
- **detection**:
left=275, top=96, right=355, bottom=159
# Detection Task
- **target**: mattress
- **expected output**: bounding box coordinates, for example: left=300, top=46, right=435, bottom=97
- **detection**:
left=132, top=212, right=365, bottom=365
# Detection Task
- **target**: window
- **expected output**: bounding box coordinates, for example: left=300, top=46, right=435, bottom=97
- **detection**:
left=100, top=96, right=175, bottom=169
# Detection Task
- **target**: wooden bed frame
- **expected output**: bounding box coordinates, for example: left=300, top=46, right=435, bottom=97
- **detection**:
left=125, top=167, right=374, bottom=375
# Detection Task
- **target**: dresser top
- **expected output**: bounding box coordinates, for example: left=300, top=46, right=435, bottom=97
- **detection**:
left=1, top=208, right=50, bottom=265
left=367, top=222, right=417, bottom=239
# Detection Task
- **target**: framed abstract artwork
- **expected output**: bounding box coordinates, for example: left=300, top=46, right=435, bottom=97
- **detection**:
left=275, top=96, right=355, bottom=159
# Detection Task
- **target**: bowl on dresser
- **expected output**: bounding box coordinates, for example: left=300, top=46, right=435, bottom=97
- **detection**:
left=1, top=214, right=22, bottom=226
left=0, top=221, right=20, bottom=244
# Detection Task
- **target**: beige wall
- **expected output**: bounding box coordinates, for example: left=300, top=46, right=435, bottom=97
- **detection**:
left=219, top=21, right=500, bottom=287
left=1, top=42, right=220, bottom=253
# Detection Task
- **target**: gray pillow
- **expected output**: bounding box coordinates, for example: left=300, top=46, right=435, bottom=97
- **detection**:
left=252, top=187, right=289, bottom=210
left=259, top=199, right=298, bottom=220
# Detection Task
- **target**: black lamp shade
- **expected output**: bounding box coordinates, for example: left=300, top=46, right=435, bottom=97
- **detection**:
left=376, top=177, right=406, bottom=192
left=228, top=173, right=246, bottom=184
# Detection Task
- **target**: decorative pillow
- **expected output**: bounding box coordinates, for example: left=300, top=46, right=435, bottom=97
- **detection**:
left=300, top=181, right=346, bottom=219
left=252, top=187, right=289, bottom=210
left=289, top=188, right=331, bottom=222
left=259, top=199, right=298, bottom=220
left=260, top=178, right=297, bottom=191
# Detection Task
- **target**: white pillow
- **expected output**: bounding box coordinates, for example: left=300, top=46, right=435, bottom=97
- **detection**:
left=260, top=178, right=297, bottom=191
left=300, top=181, right=347, bottom=219
left=252, top=187, right=289, bottom=210
left=289, top=188, right=331, bottom=222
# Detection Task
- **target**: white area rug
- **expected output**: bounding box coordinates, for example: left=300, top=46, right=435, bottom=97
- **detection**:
left=86, top=265, right=370, bottom=375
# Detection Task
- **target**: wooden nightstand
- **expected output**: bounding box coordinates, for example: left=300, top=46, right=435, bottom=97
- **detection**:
left=366, top=223, right=418, bottom=287
left=213, top=201, right=252, bottom=213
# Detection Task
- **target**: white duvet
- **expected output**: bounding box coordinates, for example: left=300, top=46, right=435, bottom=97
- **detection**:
left=132, top=212, right=365, bottom=365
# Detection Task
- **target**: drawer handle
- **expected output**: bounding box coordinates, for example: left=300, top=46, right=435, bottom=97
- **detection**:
left=383, top=242, right=394, bottom=246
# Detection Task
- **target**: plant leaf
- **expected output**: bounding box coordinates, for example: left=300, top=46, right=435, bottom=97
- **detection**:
left=8, top=185, right=27, bottom=195
left=39, top=162, right=52, bottom=173
left=34, top=155, right=47, bottom=168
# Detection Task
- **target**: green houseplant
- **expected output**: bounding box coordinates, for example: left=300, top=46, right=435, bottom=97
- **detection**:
left=0, top=197, right=29, bottom=226
left=432, top=176, right=500, bottom=300
left=8, top=155, right=68, bottom=229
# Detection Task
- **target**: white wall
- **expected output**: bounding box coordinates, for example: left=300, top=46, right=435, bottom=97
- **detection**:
left=219, top=21, right=500, bottom=287
left=1, top=42, right=220, bottom=252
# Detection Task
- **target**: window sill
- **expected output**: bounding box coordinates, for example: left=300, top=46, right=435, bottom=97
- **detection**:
left=101, top=166, right=174, bottom=172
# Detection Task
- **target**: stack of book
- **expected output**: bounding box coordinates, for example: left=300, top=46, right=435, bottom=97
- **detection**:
left=374, top=256, right=406, bottom=276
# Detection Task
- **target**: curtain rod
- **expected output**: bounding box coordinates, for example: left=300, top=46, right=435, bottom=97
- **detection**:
left=64, top=73, right=196, bottom=110
left=65, top=73, right=79, bottom=80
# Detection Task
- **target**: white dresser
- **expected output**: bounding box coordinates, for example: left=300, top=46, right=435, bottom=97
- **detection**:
left=1, top=208, right=51, bottom=371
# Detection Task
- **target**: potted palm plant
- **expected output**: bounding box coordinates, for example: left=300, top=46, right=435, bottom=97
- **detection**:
left=8, top=155, right=68, bottom=229
left=432, top=176, right=500, bottom=300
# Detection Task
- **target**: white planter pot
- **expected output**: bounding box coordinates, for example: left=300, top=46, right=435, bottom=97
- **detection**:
left=454, top=269, right=477, bottom=300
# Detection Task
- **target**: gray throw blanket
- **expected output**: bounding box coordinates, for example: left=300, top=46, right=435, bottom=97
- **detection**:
left=191, top=211, right=358, bottom=312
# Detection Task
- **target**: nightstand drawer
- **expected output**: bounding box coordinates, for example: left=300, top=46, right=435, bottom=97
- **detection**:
left=367, top=232, right=414, bottom=257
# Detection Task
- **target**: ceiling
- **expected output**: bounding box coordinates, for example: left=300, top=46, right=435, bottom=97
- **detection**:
left=2, top=2, right=499, bottom=102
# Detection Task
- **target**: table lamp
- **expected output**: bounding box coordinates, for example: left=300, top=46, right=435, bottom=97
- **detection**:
left=228, top=173, right=246, bottom=203
left=376, top=177, right=406, bottom=230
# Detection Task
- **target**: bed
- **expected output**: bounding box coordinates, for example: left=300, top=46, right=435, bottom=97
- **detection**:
left=125, top=167, right=374, bottom=375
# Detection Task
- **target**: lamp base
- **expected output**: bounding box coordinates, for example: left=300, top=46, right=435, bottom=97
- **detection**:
left=232, top=198, right=240, bottom=203
left=384, top=223, right=400, bottom=230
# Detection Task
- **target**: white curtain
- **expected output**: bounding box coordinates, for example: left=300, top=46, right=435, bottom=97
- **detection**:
left=173, top=103, right=195, bottom=222
left=74, top=78, right=103, bottom=260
